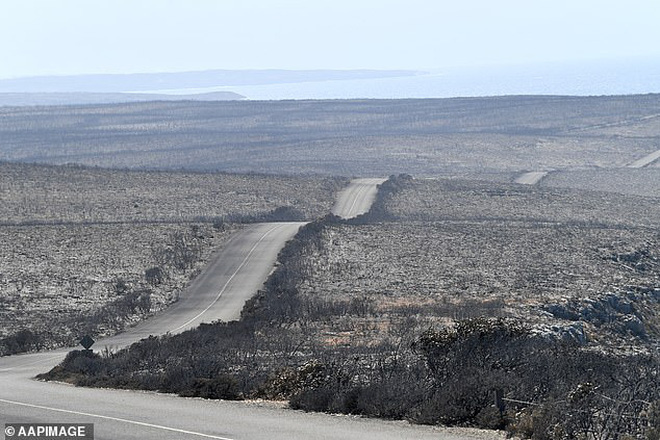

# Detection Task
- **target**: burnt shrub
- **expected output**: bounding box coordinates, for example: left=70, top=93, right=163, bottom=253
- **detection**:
left=61, top=349, right=104, bottom=375
left=475, top=406, right=507, bottom=430
left=0, top=329, right=43, bottom=355
left=290, top=387, right=337, bottom=412
left=144, top=266, right=165, bottom=285
left=179, top=376, right=242, bottom=400
left=341, top=381, right=420, bottom=419
left=37, top=349, right=104, bottom=383
left=263, top=206, right=306, bottom=222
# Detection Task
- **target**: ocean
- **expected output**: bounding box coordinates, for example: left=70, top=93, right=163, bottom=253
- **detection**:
left=150, top=58, right=660, bottom=100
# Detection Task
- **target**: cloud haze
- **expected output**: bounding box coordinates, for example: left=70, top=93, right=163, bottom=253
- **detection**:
left=1, top=0, right=659, bottom=78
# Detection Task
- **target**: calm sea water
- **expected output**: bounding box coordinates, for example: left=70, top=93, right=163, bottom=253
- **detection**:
left=154, top=59, right=660, bottom=100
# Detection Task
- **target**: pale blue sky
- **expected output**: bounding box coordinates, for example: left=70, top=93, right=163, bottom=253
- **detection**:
left=1, top=0, right=659, bottom=79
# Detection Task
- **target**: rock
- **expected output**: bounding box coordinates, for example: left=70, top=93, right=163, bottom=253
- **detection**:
left=543, top=303, right=580, bottom=321
left=603, top=293, right=634, bottom=315
left=621, top=315, right=646, bottom=338
left=533, top=322, right=587, bottom=345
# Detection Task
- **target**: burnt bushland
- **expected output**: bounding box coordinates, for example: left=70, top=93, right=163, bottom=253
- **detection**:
left=41, top=213, right=660, bottom=439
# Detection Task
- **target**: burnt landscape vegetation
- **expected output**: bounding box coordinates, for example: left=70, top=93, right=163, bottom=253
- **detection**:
left=1, top=94, right=660, bottom=178
left=2, top=95, right=660, bottom=439
left=0, top=161, right=345, bottom=354
left=38, top=172, right=660, bottom=438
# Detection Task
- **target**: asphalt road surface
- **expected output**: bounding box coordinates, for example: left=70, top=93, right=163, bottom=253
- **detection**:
left=1, top=179, right=486, bottom=440
left=516, top=147, right=660, bottom=185
left=628, top=149, right=660, bottom=168
left=514, top=171, right=549, bottom=185
left=331, top=178, right=387, bottom=219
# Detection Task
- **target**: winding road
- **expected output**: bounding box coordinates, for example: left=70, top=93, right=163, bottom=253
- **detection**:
left=0, top=178, right=473, bottom=440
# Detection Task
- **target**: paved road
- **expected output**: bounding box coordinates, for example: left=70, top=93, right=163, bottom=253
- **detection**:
left=516, top=147, right=660, bottom=185
left=0, top=383, right=470, bottom=440
left=514, top=171, right=549, bottom=185
left=1, top=179, right=480, bottom=440
left=332, top=178, right=387, bottom=218
left=628, top=149, right=660, bottom=168
left=1, top=222, right=303, bottom=366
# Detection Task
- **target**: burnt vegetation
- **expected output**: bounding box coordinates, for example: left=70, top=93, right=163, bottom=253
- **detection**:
left=0, top=224, right=229, bottom=355
left=2, top=95, right=660, bottom=177
left=42, top=174, right=660, bottom=438
left=6, top=95, right=660, bottom=438
left=0, top=162, right=344, bottom=355
left=0, top=162, right=345, bottom=225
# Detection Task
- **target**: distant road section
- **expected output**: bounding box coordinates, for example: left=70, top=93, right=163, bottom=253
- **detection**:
left=628, top=149, right=660, bottom=168
left=514, top=171, right=548, bottom=185
left=332, top=178, right=387, bottom=218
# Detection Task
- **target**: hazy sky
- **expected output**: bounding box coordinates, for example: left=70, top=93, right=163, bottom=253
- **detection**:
left=1, top=0, right=659, bottom=79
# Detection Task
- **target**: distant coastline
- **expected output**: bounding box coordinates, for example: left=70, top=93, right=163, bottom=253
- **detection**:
left=0, top=60, right=658, bottom=103
left=0, top=91, right=244, bottom=107
left=209, top=59, right=660, bottom=100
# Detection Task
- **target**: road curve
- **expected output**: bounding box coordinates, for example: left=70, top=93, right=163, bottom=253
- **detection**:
left=332, top=178, right=387, bottom=218
left=1, top=178, right=482, bottom=440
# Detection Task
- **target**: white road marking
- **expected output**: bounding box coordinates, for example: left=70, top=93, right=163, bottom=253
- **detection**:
left=0, top=398, right=234, bottom=440
left=172, top=223, right=285, bottom=332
